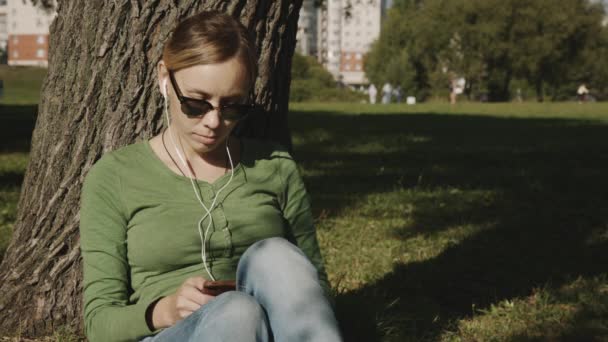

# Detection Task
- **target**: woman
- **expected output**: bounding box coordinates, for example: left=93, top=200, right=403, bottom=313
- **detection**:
left=79, top=10, right=342, bottom=342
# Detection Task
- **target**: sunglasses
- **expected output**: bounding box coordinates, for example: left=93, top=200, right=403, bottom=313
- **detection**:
left=168, top=70, right=254, bottom=121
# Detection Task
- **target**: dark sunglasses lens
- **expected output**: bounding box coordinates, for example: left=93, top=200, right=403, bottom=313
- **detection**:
left=222, top=105, right=250, bottom=121
left=183, top=100, right=213, bottom=116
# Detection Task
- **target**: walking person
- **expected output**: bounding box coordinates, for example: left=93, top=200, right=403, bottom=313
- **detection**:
left=577, top=83, right=589, bottom=103
left=381, top=82, right=392, bottom=104
left=393, top=85, right=403, bottom=103
left=368, top=83, right=377, bottom=104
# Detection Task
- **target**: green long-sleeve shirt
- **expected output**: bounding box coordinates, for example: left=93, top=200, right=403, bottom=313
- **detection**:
left=79, top=138, right=331, bottom=342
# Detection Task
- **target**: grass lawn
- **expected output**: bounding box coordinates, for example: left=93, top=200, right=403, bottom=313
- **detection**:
left=0, top=65, right=47, bottom=105
left=0, top=66, right=39, bottom=276
left=289, top=102, right=608, bottom=341
left=1, top=67, right=607, bottom=340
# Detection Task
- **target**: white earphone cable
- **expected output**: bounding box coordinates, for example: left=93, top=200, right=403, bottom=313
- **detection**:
left=163, top=80, right=234, bottom=281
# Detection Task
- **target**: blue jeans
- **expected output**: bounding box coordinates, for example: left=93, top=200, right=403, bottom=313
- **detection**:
left=139, top=237, right=342, bottom=341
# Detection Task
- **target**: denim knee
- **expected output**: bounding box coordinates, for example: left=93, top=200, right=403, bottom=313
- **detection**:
left=239, top=237, right=311, bottom=271
left=237, top=237, right=319, bottom=291
left=212, top=291, right=267, bottom=323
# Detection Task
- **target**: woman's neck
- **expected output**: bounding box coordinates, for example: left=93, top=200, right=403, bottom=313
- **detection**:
left=171, top=131, right=236, bottom=170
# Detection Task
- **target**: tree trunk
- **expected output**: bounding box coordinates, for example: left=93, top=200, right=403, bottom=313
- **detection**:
left=0, top=0, right=302, bottom=338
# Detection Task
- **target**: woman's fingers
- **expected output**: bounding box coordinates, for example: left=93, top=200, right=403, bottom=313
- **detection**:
left=174, top=296, right=202, bottom=318
left=184, top=276, right=207, bottom=291
left=183, top=283, right=215, bottom=306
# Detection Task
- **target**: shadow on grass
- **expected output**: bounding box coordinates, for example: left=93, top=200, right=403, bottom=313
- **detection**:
left=0, top=104, right=36, bottom=262
left=289, top=110, right=608, bottom=341
left=0, top=104, right=37, bottom=154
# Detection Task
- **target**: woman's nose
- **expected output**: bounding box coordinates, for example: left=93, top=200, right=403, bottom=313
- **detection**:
left=202, top=108, right=221, bottom=129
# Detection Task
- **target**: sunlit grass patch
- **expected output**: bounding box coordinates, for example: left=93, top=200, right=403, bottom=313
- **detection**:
left=441, top=275, right=608, bottom=341
left=0, top=153, right=29, bottom=175
left=316, top=187, right=499, bottom=292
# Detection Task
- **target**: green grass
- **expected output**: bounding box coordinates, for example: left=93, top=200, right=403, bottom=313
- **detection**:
left=1, top=69, right=607, bottom=340
left=0, top=153, right=28, bottom=261
left=0, top=65, right=47, bottom=105
left=0, top=66, right=37, bottom=261
left=289, top=102, right=608, bottom=341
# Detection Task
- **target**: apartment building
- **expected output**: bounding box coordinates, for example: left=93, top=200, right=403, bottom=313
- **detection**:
left=5, top=0, right=56, bottom=67
left=0, top=0, right=8, bottom=51
left=315, top=0, right=385, bottom=86
left=295, top=0, right=318, bottom=56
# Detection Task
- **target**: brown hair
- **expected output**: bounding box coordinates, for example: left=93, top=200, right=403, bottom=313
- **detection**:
left=162, top=10, right=257, bottom=88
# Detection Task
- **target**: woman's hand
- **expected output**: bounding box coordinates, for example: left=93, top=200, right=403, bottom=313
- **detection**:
left=151, top=276, right=215, bottom=329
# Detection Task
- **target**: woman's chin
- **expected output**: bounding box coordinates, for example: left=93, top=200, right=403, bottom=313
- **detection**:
left=189, top=137, right=223, bottom=154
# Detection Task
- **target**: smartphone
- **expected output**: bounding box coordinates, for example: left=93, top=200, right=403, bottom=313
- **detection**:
left=202, top=280, right=236, bottom=296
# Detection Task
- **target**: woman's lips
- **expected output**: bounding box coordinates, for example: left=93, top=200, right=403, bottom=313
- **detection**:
left=192, top=133, right=217, bottom=145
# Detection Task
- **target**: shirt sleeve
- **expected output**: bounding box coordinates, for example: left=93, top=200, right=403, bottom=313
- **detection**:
left=79, top=156, right=162, bottom=342
left=277, top=150, right=335, bottom=307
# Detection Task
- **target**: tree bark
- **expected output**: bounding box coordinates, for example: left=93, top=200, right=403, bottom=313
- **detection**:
left=0, top=0, right=302, bottom=338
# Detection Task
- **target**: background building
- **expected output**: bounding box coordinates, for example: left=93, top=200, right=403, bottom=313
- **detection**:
left=300, top=0, right=386, bottom=86
left=5, top=0, right=56, bottom=67
left=295, top=0, right=318, bottom=56
left=0, top=1, right=8, bottom=52
left=338, top=0, right=385, bottom=85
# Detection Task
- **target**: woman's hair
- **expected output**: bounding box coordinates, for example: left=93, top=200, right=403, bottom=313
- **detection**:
left=162, top=10, right=257, bottom=88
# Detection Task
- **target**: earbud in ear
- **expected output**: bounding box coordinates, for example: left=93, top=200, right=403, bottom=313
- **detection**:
left=162, top=78, right=168, bottom=98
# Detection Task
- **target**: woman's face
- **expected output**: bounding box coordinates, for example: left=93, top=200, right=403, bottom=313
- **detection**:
left=158, top=57, right=250, bottom=157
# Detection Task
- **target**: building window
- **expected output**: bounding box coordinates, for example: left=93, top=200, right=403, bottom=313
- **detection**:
left=37, top=35, right=45, bottom=44
left=37, top=49, right=45, bottom=58
left=12, top=36, right=18, bottom=44
left=356, top=53, right=362, bottom=60
left=12, top=21, right=16, bottom=29
left=13, top=51, right=18, bottom=58
left=355, top=64, right=362, bottom=71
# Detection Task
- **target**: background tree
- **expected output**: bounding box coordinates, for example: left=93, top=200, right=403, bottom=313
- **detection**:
left=368, top=0, right=608, bottom=101
left=0, top=0, right=303, bottom=338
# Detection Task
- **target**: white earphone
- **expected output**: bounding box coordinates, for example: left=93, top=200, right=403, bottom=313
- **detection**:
left=162, top=77, right=234, bottom=281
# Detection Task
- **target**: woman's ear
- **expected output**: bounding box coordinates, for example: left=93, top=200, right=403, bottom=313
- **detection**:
left=157, top=60, right=168, bottom=98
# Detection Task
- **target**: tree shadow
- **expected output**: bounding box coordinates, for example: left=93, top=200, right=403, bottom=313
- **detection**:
left=0, top=105, right=36, bottom=262
left=288, top=109, right=608, bottom=340
left=0, top=105, right=36, bottom=189
left=0, top=104, right=37, bottom=154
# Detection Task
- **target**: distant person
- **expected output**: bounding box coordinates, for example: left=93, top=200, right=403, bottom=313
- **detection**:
left=337, top=75, right=345, bottom=89
left=516, top=88, right=523, bottom=102
left=368, top=83, right=377, bottom=104
left=450, top=77, right=465, bottom=104
left=382, top=82, right=392, bottom=104
left=393, top=85, right=403, bottom=103
left=577, top=83, right=589, bottom=103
